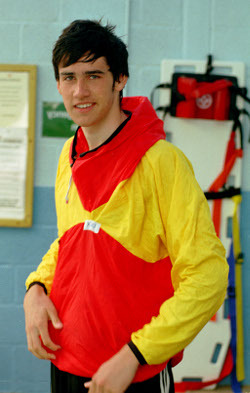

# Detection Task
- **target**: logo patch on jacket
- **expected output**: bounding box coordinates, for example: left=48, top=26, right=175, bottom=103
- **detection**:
left=84, top=220, right=101, bottom=234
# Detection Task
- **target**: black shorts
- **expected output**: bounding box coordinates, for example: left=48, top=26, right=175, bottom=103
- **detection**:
left=51, top=363, right=175, bottom=393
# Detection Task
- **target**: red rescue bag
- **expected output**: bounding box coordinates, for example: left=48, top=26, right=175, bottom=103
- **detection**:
left=169, top=73, right=238, bottom=120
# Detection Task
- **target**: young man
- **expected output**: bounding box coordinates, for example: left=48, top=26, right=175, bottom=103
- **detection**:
left=24, top=20, right=229, bottom=393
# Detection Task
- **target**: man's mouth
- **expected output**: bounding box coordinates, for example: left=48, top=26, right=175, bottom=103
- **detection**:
left=75, top=103, right=93, bottom=109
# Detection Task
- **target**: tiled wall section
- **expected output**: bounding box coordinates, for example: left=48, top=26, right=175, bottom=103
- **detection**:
left=0, top=0, right=250, bottom=392
left=240, top=191, right=250, bottom=383
left=0, top=188, right=56, bottom=393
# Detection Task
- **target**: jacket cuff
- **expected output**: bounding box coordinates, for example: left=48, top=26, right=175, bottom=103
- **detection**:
left=128, top=341, right=147, bottom=365
left=26, top=281, right=47, bottom=295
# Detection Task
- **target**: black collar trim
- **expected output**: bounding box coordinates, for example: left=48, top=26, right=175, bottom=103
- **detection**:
left=71, top=110, right=132, bottom=166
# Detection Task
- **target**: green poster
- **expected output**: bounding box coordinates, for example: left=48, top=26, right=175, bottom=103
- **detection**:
left=42, top=102, right=78, bottom=138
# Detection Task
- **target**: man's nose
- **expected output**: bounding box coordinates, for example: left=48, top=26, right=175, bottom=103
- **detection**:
left=73, top=79, right=90, bottom=98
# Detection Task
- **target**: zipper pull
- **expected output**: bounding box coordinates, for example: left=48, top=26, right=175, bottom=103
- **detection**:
left=65, top=174, right=72, bottom=204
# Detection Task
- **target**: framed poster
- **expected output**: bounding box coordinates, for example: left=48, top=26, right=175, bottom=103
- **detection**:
left=0, top=64, right=36, bottom=227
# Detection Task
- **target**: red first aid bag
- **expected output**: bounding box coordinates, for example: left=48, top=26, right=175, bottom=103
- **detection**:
left=169, top=73, right=238, bottom=121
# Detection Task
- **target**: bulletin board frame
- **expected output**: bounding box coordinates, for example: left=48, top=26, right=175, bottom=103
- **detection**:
left=0, top=64, right=37, bottom=227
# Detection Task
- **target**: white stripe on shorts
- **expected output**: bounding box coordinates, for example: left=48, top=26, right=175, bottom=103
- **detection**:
left=160, top=366, right=170, bottom=393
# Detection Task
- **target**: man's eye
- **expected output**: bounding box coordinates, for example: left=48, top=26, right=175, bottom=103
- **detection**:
left=64, top=76, right=74, bottom=81
left=89, top=75, right=99, bottom=80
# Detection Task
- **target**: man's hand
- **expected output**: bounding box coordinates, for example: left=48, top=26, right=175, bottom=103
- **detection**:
left=23, top=284, right=63, bottom=360
left=84, top=344, right=140, bottom=393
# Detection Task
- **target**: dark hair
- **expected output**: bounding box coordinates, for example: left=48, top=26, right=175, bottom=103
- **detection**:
left=52, top=19, right=129, bottom=83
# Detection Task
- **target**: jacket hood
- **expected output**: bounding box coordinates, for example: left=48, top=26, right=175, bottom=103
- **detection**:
left=70, top=96, right=165, bottom=211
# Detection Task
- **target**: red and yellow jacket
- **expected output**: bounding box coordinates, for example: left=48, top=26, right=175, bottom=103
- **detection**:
left=26, top=96, right=228, bottom=381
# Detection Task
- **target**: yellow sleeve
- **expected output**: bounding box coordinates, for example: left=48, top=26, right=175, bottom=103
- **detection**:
left=25, top=237, right=59, bottom=295
left=131, top=142, right=229, bottom=364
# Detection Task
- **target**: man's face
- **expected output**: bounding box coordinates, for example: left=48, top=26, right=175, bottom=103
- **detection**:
left=57, top=55, right=127, bottom=128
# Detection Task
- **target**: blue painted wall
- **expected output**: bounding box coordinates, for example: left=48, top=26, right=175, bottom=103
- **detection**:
left=0, top=1, right=250, bottom=392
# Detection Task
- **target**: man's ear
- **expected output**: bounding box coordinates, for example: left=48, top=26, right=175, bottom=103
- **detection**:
left=57, top=80, right=62, bottom=95
left=114, top=74, right=128, bottom=92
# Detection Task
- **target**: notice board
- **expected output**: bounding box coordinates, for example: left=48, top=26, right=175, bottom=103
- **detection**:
left=0, top=64, right=36, bottom=227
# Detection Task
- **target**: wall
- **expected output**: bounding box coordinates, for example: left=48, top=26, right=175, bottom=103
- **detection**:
left=0, top=0, right=249, bottom=392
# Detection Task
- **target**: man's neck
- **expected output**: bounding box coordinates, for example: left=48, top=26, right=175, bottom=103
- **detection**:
left=82, top=110, right=128, bottom=151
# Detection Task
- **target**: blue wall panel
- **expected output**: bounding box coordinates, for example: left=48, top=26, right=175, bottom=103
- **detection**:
left=0, top=187, right=56, bottom=393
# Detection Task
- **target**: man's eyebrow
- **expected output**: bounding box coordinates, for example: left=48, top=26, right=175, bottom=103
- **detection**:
left=84, top=70, right=106, bottom=75
left=59, top=70, right=106, bottom=76
left=60, top=71, right=74, bottom=76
